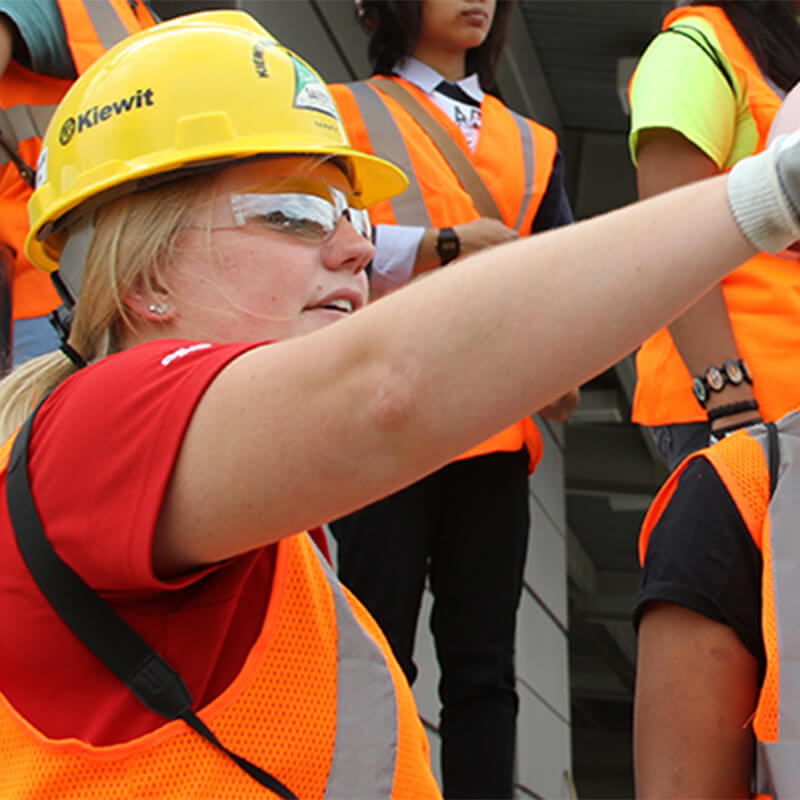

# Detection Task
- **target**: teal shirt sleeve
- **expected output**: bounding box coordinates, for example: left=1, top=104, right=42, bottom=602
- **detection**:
left=628, top=15, right=743, bottom=169
left=0, top=0, right=159, bottom=81
left=0, top=0, right=76, bottom=79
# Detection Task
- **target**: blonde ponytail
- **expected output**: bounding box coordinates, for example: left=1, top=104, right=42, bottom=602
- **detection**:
left=0, top=171, right=214, bottom=441
left=0, top=350, right=78, bottom=439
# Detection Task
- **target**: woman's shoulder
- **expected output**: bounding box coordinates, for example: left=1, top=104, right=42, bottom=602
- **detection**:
left=629, top=11, right=744, bottom=167
left=73, top=338, right=255, bottom=384
left=39, top=339, right=263, bottom=434
left=637, top=12, right=729, bottom=85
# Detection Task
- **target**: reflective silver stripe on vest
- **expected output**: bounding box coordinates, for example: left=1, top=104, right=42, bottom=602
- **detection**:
left=507, top=109, right=536, bottom=232
left=345, top=82, right=431, bottom=227
left=82, top=0, right=132, bottom=52
left=750, top=411, right=800, bottom=796
left=0, top=104, right=59, bottom=165
left=309, top=539, right=398, bottom=799
left=764, top=78, right=786, bottom=102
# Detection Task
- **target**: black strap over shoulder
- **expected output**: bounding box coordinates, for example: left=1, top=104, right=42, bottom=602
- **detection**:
left=0, top=129, right=36, bottom=188
left=766, top=421, right=780, bottom=498
left=661, top=24, right=737, bottom=98
left=6, top=399, right=297, bottom=799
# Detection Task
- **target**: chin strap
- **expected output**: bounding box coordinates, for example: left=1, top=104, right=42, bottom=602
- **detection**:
left=46, top=217, right=96, bottom=368
left=47, top=303, right=86, bottom=368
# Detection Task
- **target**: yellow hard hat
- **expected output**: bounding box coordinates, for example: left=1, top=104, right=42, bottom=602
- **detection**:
left=26, top=10, right=408, bottom=273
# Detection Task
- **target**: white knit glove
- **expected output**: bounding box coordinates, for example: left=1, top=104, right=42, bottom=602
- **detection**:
left=728, top=129, right=800, bottom=253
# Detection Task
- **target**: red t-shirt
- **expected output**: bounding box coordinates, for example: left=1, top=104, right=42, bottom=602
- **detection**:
left=0, top=339, right=328, bottom=745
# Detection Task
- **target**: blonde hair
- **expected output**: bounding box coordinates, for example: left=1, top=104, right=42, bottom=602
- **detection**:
left=0, top=171, right=215, bottom=440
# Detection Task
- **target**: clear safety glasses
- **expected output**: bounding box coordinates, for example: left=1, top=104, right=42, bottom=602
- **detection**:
left=194, top=178, right=372, bottom=244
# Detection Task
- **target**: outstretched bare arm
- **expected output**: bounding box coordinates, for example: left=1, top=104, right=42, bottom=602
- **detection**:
left=153, top=169, right=765, bottom=574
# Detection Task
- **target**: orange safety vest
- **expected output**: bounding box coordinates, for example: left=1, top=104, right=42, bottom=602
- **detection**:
left=331, top=77, right=560, bottom=470
left=0, top=0, right=157, bottom=323
left=0, top=526, right=441, bottom=799
left=631, top=5, right=800, bottom=426
left=639, top=413, right=800, bottom=798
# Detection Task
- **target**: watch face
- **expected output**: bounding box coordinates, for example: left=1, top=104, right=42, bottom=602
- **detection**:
left=441, top=240, right=458, bottom=256
left=704, top=365, right=725, bottom=392
left=739, top=359, right=752, bottom=383
left=723, top=359, right=743, bottom=385
left=693, top=376, right=708, bottom=405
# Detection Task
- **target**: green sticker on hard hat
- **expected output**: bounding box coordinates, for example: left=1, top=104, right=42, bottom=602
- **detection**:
left=291, top=56, right=340, bottom=120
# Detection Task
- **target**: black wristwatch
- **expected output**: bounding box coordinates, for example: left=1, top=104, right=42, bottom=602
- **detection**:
left=692, top=359, right=752, bottom=407
left=436, top=227, right=460, bottom=265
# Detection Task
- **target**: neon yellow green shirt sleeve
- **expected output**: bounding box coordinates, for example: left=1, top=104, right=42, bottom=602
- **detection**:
left=629, top=15, right=756, bottom=170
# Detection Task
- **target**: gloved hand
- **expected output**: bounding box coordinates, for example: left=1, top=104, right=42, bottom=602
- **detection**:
left=727, top=129, right=800, bottom=253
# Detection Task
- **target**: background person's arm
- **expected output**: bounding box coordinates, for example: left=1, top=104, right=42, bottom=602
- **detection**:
left=539, top=388, right=580, bottom=423
left=637, top=128, right=760, bottom=434
left=369, top=218, right=518, bottom=298
left=635, top=602, right=758, bottom=799
left=0, top=14, right=13, bottom=75
left=0, top=0, right=83, bottom=79
left=409, top=217, right=520, bottom=275
left=152, top=171, right=764, bottom=576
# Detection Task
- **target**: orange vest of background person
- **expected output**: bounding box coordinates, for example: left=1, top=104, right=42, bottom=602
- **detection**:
left=0, top=527, right=441, bottom=799
left=0, top=0, right=157, bottom=324
left=630, top=5, right=800, bottom=426
left=639, top=414, right=800, bottom=798
left=331, top=77, right=559, bottom=471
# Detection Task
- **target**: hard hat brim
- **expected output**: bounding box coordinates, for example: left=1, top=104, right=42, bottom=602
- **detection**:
left=27, top=143, right=408, bottom=273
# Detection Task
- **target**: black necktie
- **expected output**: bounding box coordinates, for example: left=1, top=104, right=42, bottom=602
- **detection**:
left=434, top=80, right=481, bottom=108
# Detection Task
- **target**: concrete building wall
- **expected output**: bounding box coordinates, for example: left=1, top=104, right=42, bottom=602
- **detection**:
left=519, top=419, right=572, bottom=799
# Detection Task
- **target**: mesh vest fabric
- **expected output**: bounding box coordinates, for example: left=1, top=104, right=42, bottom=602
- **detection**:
left=640, top=415, right=800, bottom=796
left=0, top=532, right=440, bottom=798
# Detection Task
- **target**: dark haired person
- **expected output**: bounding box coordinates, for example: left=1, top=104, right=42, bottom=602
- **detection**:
left=329, top=2, right=576, bottom=796
left=628, top=0, right=800, bottom=470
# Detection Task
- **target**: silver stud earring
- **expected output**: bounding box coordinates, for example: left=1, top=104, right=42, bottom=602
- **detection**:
left=148, top=302, right=168, bottom=315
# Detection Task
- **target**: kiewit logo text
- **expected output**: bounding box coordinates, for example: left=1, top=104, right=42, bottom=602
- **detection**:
left=60, top=88, right=155, bottom=144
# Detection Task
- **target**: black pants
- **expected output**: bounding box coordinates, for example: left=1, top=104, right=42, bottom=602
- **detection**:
left=331, top=448, right=530, bottom=800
